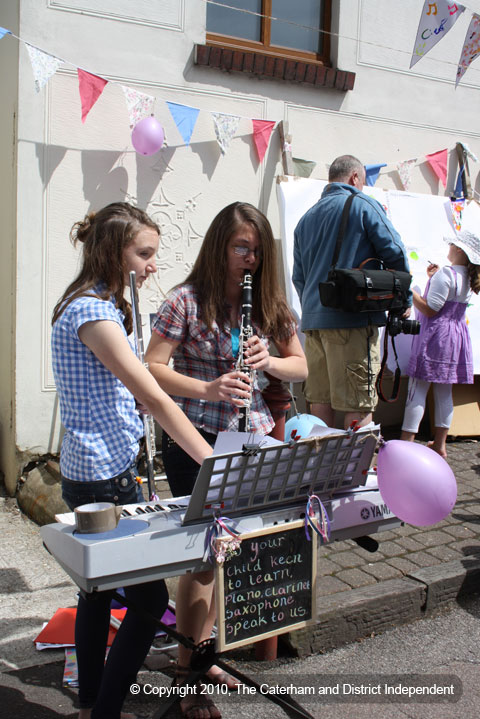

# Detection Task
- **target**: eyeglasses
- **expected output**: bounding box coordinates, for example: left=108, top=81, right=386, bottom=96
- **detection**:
left=233, top=245, right=262, bottom=259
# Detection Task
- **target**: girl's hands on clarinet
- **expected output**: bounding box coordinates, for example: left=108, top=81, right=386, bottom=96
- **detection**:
left=244, top=335, right=270, bottom=370
left=207, top=371, right=251, bottom=405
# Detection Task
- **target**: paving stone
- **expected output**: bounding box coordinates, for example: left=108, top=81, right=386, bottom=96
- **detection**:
left=327, top=551, right=362, bottom=569
left=395, top=536, right=426, bottom=552
left=442, top=525, right=477, bottom=539
left=386, top=556, right=424, bottom=575
left=316, top=557, right=342, bottom=576
left=316, top=575, right=351, bottom=596
left=407, top=551, right=443, bottom=567
left=413, top=530, right=454, bottom=547
left=425, top=544, right=465, bottom=562
left=334, top=568, right=377, bottom=588
left=362, top=561, right=403, bottom=580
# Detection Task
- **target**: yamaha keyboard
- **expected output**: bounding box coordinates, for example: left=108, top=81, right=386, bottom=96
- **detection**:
left=41, top=429, right=401, bottom=593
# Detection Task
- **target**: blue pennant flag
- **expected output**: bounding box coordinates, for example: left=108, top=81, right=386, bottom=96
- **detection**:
left=0, top=27, right=12, bottom=40
left=365, top=163, right=387, bottom=187
left=166, top=101, right=200, bottom=146
left=454, top=165, right=465, bottom=198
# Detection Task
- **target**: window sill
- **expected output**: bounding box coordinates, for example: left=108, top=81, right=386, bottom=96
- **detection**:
left=194, top=44, right=355, bottom=92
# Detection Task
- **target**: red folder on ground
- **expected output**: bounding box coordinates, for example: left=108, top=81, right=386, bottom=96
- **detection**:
left=34, top=607, right=126, bottom=646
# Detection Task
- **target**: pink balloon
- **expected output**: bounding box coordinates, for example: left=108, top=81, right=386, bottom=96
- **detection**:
left=131, top=117, right=164, bottom=156
left=377, top=440, right=457, bottom=527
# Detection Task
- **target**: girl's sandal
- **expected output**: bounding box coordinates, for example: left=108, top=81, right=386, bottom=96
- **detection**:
left=173, top=665, right=222, bottom=719
left=205, top=666, right=241, bottom=692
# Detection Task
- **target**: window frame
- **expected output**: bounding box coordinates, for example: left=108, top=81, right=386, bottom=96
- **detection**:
left=206, top=0, right=332, bottom=66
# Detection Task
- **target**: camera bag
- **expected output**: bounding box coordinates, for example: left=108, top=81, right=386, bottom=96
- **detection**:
left=318, top=194, right=412, bottom=315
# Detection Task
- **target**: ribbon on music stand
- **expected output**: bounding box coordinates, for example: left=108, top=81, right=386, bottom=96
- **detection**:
left=203, top=516, right=242, bottom=564
left=305, top=494, right=330, bottom=544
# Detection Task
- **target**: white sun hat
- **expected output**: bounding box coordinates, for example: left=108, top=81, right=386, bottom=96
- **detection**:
left=444, top=201, right=480, bottom=264
left=443, top=228, right=480, bottom=265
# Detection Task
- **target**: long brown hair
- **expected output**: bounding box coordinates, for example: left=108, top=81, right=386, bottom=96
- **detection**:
left=184, top=202, right=294, bottom=341
left=467, top=261, right=480, bottom=294
left=52, top=202, right=159, bottom=332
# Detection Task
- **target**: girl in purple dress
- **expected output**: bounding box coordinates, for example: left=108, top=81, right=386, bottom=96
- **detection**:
left=401, top=229, right=480, bottom=459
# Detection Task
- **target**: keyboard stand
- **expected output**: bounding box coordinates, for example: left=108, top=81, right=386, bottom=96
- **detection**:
left=104, top=589, right=316, bottom=719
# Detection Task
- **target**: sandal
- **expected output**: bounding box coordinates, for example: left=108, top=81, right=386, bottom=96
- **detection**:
left=205, top=666, right=241, bottom=692
left=173, top=666, right=222, bottom=719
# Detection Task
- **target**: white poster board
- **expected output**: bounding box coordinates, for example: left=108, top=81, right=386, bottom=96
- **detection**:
left=277, top=176, right=480, bottom=373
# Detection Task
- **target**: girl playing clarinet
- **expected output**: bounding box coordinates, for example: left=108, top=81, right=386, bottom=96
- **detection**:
left=51, top=202, right=213, bottom=719
left=146, top=201, right=307, bottom=719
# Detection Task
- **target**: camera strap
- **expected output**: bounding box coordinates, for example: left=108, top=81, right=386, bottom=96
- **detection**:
left=375, top=326, right=401, bottom=403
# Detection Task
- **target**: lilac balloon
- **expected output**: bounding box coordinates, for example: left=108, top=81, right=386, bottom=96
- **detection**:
left=377, top=440, right=457, bottom=527
left=131, top=117, right=164, bottom=156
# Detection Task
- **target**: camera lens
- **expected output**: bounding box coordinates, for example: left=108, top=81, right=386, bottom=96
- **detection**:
left=401, top=319, right=420, bottom=335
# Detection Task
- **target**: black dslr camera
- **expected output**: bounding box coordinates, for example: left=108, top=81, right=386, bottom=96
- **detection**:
left=386, top=311, right=420, bottom=337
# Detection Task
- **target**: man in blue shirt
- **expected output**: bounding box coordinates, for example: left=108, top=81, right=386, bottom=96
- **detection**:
left=293, top=155, right=410, bottom=429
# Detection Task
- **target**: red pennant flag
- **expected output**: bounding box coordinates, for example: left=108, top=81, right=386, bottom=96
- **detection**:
left=252, top=119, right=276, bottom=162
left=426, top=149, right=448, bottom=188
left=78, top=69, right=108, bottom=123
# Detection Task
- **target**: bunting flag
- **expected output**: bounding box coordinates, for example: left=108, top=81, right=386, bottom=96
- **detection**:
left=454, top=164, right=465, bottom=197
left=78, top=69, right=108, bottom=123
left=0, top=27, right=11, bottom=40
left=121, top=86, right=155, bottom=128
left=167, top=101, right=200, bottom=146
left=456, top=13, right=480, bottom=86
left=25, top=44, right=63, bottom=93
left=397, top=158, right=417, bottom=191
left=365, top=163, right=387, bottom=186
left=251, top=119, right=276, bottom=162
left=426, top=148, right=448, bottom=186
left=451, top=198, right=465, bottom=230
left=211, top=112, right=240, bottom=155
left=292, top=158, right=317, bottom=178
left=410, top=0, right=465, bottom=68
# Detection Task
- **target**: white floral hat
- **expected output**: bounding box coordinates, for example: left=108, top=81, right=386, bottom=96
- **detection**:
left=443, top=228, right=480, bottom=265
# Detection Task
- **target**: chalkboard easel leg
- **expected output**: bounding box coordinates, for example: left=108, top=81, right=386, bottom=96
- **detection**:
left=105, top=590, right=315, bottom=719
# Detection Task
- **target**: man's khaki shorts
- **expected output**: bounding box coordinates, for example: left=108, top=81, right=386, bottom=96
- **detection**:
left=303, top=327, right=381, bottom=413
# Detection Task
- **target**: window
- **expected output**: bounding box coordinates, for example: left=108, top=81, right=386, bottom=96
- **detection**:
left=206, top=0, right=331, bottom=65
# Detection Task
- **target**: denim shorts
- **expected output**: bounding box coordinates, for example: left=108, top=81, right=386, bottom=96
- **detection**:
left=62, top=463, right=144, bottom=511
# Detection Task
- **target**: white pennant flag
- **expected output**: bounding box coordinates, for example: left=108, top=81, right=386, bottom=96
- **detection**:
left=397, top=159, right=417, bottom=191
left=25, top=43, right=63, bottom=92
left=456, top=13, right=480, bottom=86
left=212, top=112, right=240, bottom=155
left=121, top=86, right=155, bottom=127
left=410, top=1, right=465, bottom=69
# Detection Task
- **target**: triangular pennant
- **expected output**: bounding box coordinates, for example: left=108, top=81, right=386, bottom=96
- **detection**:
left=292, top=158, right=317, bottom=178
left=25, top=43, right=63, bottom=93
left=77, top=69, right=108, bottom=123
left=397, top=158, right=417, bottom=191
left=211, top=112, right=240, bottom=155
left=166, top=101, right=200, bottom=146
left=426, top=148, right=448, bottom=187
left=121, top=86, right=155, bottom=128
left=454, top=165, right=465, bottom=198
left=410, top=1, right=465, bottom=69
left=456, top=13, right=480, bottom=86
left=251, top=119, right=276, bottom=162
left=365, top=163, right=387, bottom=187
left=0, top=27, right=12, bottom=40
left=451, top=198, right=465, bottom=231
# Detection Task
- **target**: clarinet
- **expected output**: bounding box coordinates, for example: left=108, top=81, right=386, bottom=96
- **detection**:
left=236, top=270, right=255, bottom=432
left=129, top=271, right=158, bottom=501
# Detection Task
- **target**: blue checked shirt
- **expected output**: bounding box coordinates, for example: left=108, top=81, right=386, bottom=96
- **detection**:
left=51, top=293, right=143, bottom=481
left=152, top=284, right=295, bottom=435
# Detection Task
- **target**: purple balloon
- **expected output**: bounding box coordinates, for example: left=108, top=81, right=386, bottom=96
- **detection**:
left=131, top=116, right=164, bottom=156
left=377, top=440, right=457, bottom=527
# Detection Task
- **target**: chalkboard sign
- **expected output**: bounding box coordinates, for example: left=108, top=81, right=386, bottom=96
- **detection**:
left=214, top=520, right=316, bottom=651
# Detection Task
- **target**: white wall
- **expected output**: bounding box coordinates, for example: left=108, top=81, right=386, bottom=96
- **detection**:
left=2, top=0, right=480, bottom=492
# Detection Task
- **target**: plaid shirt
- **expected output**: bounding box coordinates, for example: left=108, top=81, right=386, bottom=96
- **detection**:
left=51, top=293, right=143, bottom=481
left=152, top=284, right=278, bottom=435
